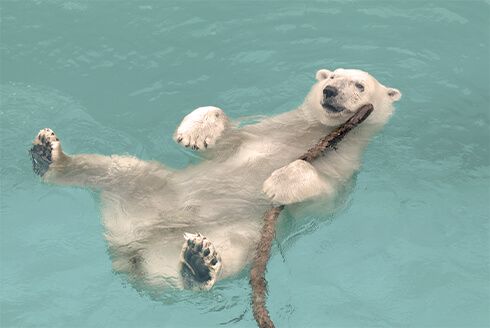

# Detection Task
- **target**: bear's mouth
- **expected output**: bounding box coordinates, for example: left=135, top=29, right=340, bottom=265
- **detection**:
left=321, top=102, right=345, bottom=113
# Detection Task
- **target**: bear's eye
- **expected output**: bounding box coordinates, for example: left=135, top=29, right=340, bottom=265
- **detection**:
left=355, top=82, right=365, bottom=92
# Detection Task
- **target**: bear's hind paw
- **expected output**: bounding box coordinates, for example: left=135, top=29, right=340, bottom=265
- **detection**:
left=30, top=128, right=62, bottom=177
left=180, top=233, right=222, bottom=290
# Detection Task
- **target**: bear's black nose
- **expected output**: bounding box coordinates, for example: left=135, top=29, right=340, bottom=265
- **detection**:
left=323, top=86, right=338, bottom=98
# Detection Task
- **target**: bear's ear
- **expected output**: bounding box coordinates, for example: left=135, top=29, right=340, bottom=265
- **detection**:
left=387, top=88, right=401, bottom=102
left=315, top=69, right=332, bottom=81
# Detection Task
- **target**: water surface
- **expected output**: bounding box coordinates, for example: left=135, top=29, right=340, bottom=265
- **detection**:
left=1, top=1, right=489, bottom=327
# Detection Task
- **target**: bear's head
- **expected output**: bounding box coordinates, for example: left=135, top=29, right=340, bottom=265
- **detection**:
left=304, top=68, right=401, bottom=126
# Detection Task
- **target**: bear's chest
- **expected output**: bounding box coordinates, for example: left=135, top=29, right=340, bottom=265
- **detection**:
left=233, top=140, right=278, bottom=163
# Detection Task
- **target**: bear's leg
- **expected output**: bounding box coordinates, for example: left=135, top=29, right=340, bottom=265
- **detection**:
left=30, top=128, right=168, bottom=190
left=179, top=233, right=222, bottom=290
left=174, top=106, right=230, bottom=150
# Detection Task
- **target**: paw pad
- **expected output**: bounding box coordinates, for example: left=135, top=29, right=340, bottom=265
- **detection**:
left=30, top=128, right=60, bottom=177
left=180, top=233, right=222, bottom=290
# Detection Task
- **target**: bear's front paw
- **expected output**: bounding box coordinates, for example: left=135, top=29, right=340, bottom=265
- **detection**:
left=174, top=106, right=229, bottom=150
left=30, top=128, right=64, bottom=177
left=263, top=160, right=331, bottom=205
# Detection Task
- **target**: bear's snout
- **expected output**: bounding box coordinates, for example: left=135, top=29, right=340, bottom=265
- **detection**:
left=321, top=85, right=345, bottom=113
left=323, top=86, right=338, bottom=98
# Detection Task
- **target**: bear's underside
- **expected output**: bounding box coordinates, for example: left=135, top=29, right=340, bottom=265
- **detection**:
left=99, top=111, right=367, bottom=288
left=30, top=68, right=399, bottom=290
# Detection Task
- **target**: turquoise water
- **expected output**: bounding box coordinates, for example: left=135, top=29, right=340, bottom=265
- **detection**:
left=1, top=1, right=489, bottom=327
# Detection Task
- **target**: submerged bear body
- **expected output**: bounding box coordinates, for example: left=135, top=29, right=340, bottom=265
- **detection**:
left=30, top=68, right=401, bottom=290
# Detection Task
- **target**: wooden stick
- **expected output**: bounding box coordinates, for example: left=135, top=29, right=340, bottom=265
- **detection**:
left=250, top=104, right=374, bottom=328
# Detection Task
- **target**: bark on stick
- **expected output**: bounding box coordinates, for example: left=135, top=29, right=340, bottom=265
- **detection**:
left=250, top=104, right=374, bottom=328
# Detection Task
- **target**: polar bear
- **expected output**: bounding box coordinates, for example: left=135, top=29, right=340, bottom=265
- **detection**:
left=30, top=68, right=401, bottom=290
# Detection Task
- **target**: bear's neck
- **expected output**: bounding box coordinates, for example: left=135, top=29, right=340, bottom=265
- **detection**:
left=288, top=106, right=385, bottom=160
left=247, top=106, right=384, bottom=163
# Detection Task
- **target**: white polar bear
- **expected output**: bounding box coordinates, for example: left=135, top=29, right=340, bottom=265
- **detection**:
left=30, top=68, right=401, bottom=290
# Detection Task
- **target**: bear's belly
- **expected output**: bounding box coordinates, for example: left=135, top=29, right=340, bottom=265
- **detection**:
left=99, top=188, right=186, bottom=248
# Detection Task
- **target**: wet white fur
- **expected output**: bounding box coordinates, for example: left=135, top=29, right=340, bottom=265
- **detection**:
left=40, top=68, right=401, bottom=289
left=173, top=106, right=228, bottom=149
